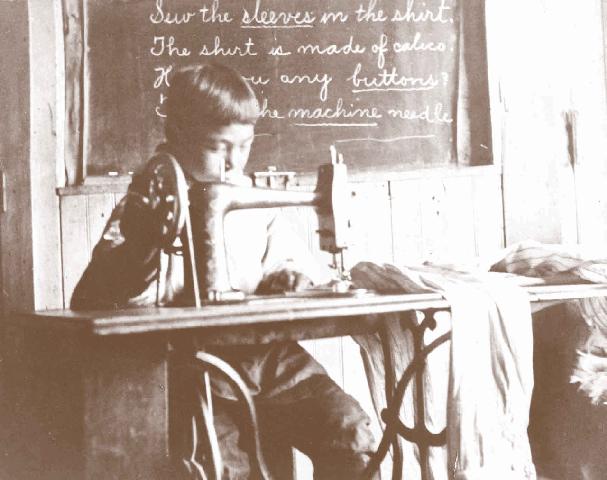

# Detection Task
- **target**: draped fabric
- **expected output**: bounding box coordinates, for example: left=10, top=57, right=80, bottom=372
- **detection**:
left=350, top=241, right=607, bottom=478
left=491, top=240, right=607, bottom=405
left=351, top=262, right=536, bottom=479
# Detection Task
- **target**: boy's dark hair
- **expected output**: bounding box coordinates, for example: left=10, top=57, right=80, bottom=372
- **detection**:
left=164, top=63, right=259, bottom=145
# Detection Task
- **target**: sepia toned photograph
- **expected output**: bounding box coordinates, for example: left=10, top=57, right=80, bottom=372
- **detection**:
left=1, top=0, right=606, bottom=478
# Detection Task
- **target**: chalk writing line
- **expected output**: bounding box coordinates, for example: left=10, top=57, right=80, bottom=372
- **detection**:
left=293, top=122, right=379, bottom=127
left=352, top=87, right=436, bottom=93
left=335, top=134, right=436, bottom=144
left=241, top=25, right=313, bottom=29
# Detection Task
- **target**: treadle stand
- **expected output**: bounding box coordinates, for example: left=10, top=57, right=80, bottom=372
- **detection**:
left=363, top=308, right=452, bottom=480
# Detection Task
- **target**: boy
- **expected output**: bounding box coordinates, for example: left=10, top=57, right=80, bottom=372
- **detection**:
left=71, top=63, right=376, bottom=479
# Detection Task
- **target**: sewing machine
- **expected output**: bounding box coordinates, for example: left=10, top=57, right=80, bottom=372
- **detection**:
left=146, top=152, right=351, bottom=305
left=133, top=152, right=356, bottom=477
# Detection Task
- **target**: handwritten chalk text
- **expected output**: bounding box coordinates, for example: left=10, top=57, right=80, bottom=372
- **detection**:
left=199, top=0, right=233, bottom=23
left=259, top=98, right=285, bottom=119
left=297, top=37, right=366, bottom=56
left=279, top=73, right=333, bottom=101
left=145, top=0, right=461, bottom=150
left=394, top=32, right=446, bottom=52
left=387, top=103, right=453, bottom=124
left=242, top=0, right=316, bottom=26
left=199, top=37, right=258, bottom=56
left=153, top=65, right=172, bottom=89
left=150, top=36, right=191, bottom=57
left=355, top=0, right=388, bottom=22
left=268, top=45, right=292, bottom=56
left=320, top=11, right=349, bottom=24
left=288, top=98, right=382, bottom=120
left=245, top=75, right=271, bottom=86
left=392, top=0, right=452, bottom=23
left=348, top=63, right=440, bottom=91
left=149, top=0, right=196, bottom=24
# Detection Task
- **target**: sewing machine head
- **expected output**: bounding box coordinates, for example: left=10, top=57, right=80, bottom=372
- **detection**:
left=147, top=152, right=350, bottom=304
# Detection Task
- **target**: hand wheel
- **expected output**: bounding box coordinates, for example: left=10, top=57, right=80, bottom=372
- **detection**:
left=142, top=152, right=189, bottom=249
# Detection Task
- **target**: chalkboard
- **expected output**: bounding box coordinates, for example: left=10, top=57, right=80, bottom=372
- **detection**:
left=79, top=0, right=491, bottom=179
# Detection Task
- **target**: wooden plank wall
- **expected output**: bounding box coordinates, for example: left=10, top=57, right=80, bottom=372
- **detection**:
left=486, top=0, right=607, bottom=249
left=60, top=192, right=119, bottom=308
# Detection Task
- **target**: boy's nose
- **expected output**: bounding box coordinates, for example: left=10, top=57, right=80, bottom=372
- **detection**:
left=225, top=149, right=244, bottom=172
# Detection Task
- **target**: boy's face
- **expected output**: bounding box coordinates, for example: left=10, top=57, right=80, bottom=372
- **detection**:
left=180, top=122, right=255, bottom=184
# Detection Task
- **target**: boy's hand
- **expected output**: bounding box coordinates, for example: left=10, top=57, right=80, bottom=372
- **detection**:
left=256, top=269, right=313, bottom=294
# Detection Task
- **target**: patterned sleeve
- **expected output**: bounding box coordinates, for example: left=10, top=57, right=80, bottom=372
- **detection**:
left=70, top=177, right=162, bottom=310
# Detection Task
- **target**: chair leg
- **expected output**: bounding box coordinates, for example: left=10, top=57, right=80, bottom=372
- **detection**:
left=175, top=351, right=272, bottom=480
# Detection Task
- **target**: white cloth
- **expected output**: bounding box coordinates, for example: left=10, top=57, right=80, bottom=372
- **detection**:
left=351, top=262, right=536, bottom=479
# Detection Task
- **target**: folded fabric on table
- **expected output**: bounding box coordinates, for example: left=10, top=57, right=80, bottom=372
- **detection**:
left=351, top=262, right=537, bottom=480
left=490, top=240, right=607, bottom=405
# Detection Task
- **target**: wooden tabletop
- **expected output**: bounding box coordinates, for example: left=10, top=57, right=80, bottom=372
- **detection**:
left=11, top=283, right=607, bottom=340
